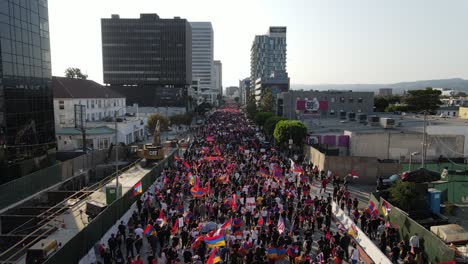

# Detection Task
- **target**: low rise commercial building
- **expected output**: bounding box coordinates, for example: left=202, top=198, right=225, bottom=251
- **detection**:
left=277, top=90, right=374, bottom=119
left=254, top=70, right=289, bottom=107
left=53, top=77, right=146, bottom=151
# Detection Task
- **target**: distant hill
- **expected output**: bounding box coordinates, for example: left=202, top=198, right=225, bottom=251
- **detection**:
left=292, top=78, right=468, bottom=94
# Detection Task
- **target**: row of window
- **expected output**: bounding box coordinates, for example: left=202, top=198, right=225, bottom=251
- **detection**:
left=58, top=99, right=125, bottom=110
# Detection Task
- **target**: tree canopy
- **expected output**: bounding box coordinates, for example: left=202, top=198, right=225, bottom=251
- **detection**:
left=389, top=181, right=424, bottom=212
left=64, top=67, right=88, bottom=79
left=246, top=97, right=258, bottom=119
left=264, top=116, right=287, bottom=136
left=404, top=88, right=442, bottom=112
left=273, top=120, right=307, bottom=146
left=147, top=113, right=169, bottom=132
left=260, top=89, right=274, bottom=112
left=169, top=113, right=193, bottom=126
left=254, top=112, right=275, bottom=127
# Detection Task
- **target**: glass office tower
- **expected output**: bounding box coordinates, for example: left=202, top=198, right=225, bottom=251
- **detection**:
left=0, top=0, right=56, bottom=181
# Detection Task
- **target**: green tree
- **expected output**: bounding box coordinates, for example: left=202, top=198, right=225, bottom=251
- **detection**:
left=260, top=89, right=274, bottom=112
left=246, top=97, right=258, bottom=119
left=385, top=104, right=409, bottom=112
left=404, top=87, right=442, bottom=112
left=64, top=67, right=88, bottom=79
left=374, top=97, right=389, bottom=112
left=147, top=113, right=169, bottom=132
left=170, top=113, right=193, bottom=126
left=264, top=116, right=287, bottom=136
left=388, top=181, right=422, bottom=212
left=254, top=112, right=275, bottom=127
left=273, top=120, right=308, bottom=146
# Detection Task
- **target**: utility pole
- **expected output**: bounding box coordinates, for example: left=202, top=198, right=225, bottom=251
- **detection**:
left=421, top=111, right=427, bottom=168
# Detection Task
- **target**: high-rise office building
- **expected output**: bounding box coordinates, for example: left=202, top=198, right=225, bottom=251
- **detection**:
left=190, top=22, right=213, bottom=93
left=213, top=60, right=222, bottom=96
left=0, top=0, right=56, bottom=181
left=101, top=14, right=192, bottom=107
left=239, top=78, right=251, bottom=106
left=250, top=27, right=287, bottom=83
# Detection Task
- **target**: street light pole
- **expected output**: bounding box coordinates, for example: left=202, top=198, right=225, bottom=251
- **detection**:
left=114, top=106, right=125, bottom=198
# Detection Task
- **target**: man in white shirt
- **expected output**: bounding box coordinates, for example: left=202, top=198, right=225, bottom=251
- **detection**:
left=134, top=224, right=144, bottom=238
left=409, top=233, right=420, bottom=253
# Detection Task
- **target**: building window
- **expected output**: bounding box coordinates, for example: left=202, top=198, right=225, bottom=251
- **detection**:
left=59, top=114, right=65, bottom=125
left=358, top=97, right=363, bottom=103
left=98, top=100, right=102, bottom=108
left=87, top=100, right=89, bottom=108
left=64, top=141, right=67, bottom=144
left=58, top=136, right=61, bottom=140
left=59, top=100, right=64, bottom=110
left=348, top=97, right=354, bottom=103
left=357, top=109, right=362, bottom=113
left=330, top=109, right=335, bottom=115
left=340, top=97, right=345, bottom=103
left=330, top=97, right=335, bottom=103
left=69, top=136, right=72, bottom=139
left=91, top=100, right=95, bottom=108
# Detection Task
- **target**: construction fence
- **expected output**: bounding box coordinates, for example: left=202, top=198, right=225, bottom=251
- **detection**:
left=0, top=148, right=126, bottom=210
left=43, top=151, right=174, bottom=264
left=370, top=193, right=455, bottom=263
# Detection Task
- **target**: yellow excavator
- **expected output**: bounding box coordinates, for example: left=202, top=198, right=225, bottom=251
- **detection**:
left=131, top=120, right=165, bottom=164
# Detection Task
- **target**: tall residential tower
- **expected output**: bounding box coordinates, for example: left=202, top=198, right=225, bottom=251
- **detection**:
left=250, top=27, right=287, bottom=83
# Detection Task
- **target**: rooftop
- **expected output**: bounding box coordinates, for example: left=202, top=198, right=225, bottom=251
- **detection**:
left=56, top=126, right=115, bottom=136
left=53, top=77, right=124, bottom=99
left=306, top=113, right=468, bottom=134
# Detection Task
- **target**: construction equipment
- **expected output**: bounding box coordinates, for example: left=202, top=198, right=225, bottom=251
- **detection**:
left=131, top=120, right=165, bottom=164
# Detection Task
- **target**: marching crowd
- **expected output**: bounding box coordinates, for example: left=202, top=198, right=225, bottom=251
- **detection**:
left=96, top=107, right=423, bottom=264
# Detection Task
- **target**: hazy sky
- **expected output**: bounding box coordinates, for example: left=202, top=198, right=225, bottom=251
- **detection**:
left=49, top=0, right=468, bottom=87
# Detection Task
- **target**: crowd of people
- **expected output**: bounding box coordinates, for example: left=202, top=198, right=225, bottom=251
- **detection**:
left=95, top=107, right=423, bottom=264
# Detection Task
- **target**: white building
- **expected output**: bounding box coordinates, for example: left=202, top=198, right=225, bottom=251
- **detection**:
left=213, top=60, right=222, bottom=96
left=53, top=77, right=146, bottom=151
left=191, top=22, right=214, bottom=93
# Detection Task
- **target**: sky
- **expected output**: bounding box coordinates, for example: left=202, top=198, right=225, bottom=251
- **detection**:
left=48, top=0, right=468, bottom=87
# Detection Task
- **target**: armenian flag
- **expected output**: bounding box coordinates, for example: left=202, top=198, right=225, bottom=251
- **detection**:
left=206, top=247, right=220, bottom=264
left=191, top=185, right=208, bottom=198
left=368, top=201, right=379, bottom=217
left=287, top=245, right=299, bottom=258
left=267, top=247, right=277, bottom=259
left=204, top=233, right=226, bottom=248
left=143, top=224, right=156, bottom=236
left=259, top=167, right=269, bottom=178
left=171, top=219, right=178, bottom=235
left=381, top=200, right=391, bottom=216
left=132, top=181, right=142, bottom=196
left=276, top=246, right=287, bottom=259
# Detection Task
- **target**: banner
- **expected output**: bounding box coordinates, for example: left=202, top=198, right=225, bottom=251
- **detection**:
left=246, top=197, right=256, bottom=211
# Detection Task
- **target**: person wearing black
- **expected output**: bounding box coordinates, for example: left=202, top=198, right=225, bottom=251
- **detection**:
left=118, top=221, right=127, bottom=240
left=125, top=234, right=135, bottom=259
left=107, top=234, right=117, bottom=258
left=340, top=234, right=351, bottom=260
left=103, top=248, right=112, bottom=264
left=391, top=242, right=400, bottom=264
left=134, top=235, right=143, bottom=255
left=183, top=246, right=193, bottom=263
left=137, top=198, right=143, bottom=214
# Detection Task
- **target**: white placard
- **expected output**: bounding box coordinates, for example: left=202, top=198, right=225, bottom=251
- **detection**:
left=178, top=217, right=184, bottom=228
left=260, top=148, right=266, bottom=153
left=246, top=197, right=256, bottom=211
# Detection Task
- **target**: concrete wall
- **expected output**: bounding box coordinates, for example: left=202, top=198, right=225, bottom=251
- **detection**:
left=427, top=125, right=468, bottom=157
left=348, top=132, right=465, bottom=161
left=304, top=146, right=401, bottom=184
